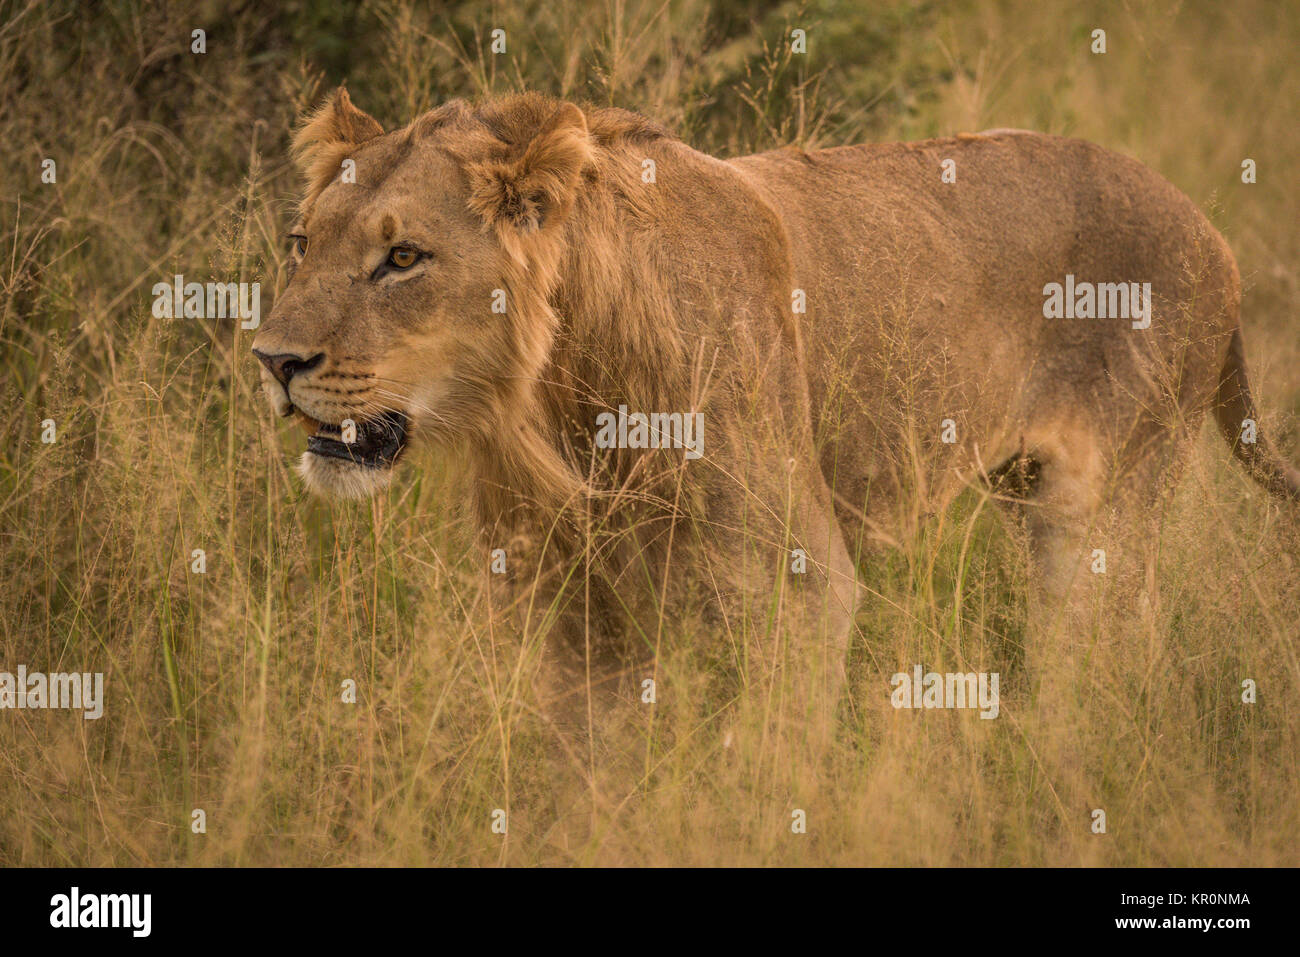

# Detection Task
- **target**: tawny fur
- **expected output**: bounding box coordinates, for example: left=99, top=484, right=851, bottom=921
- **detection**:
left=254, top=87, right=1299, bottom=733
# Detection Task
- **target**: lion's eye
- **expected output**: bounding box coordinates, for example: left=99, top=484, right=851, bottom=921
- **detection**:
left=291, top=236, right=308, bottom=257
left=387, top=247, right=419, bottom=269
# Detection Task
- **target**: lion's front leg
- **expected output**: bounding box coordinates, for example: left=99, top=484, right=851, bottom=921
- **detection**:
left=484, top=526, right=660, bottom=808
left=701, top=454, right=861, bottom=765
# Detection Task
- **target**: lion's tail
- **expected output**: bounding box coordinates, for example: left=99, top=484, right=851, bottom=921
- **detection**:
left=1214, top=328, right=1300, bottom=502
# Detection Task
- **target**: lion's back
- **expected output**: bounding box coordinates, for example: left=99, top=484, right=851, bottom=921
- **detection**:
left=728, top=130, right=1240, bottom=511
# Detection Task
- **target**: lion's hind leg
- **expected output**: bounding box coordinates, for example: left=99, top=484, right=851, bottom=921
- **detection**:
left=987, top=410, right=1198, bottom=851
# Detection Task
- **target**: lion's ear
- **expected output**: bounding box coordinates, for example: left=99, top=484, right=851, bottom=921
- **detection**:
left=292, top=86, right=384, bottom=202
left=466, top=102, right=592, bottom=237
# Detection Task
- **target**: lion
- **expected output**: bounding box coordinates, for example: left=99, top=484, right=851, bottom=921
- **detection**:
left=253, top=88, right=1299, bottom=740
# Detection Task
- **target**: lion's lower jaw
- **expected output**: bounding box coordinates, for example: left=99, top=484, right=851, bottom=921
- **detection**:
left=296, top=450, right=395, bottom=500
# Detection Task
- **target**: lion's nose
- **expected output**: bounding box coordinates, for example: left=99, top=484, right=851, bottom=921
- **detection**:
left=252, top=349, right=325, bottom=388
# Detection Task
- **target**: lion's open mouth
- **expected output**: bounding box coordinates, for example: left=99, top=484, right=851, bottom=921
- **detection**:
left=299, top=410, right=408, bottom=469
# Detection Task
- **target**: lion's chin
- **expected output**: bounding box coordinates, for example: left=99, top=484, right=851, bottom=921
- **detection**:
left=296, top=451, right=396, bottom=500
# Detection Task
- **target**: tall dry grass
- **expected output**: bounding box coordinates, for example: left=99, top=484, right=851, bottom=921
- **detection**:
left=0, top=0, right=1297, bottom=865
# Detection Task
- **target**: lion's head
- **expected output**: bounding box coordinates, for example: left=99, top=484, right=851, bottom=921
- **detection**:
left=253, top=88, right=596, bottom=500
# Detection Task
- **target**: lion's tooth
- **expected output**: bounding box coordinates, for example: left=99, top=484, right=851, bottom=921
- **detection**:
left=294, top=411, right=321, bottom=435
